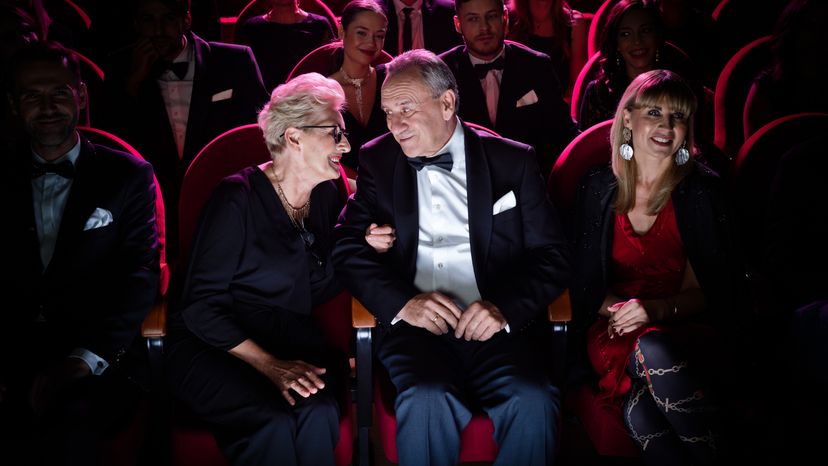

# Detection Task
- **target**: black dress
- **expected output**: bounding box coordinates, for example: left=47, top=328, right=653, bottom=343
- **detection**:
left=165, top=166, right=345, bottom=465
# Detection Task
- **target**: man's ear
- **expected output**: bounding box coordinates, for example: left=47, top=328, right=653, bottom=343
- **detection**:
left=183, top=10, right=192, bottom=31
left=440, top=89, right=456, bottom=120
left=454, top=15, right=461, bottom=34
left=7, top=93, right=17, bottom=116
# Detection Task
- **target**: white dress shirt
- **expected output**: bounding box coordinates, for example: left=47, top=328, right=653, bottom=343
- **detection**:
left=469, top=47, right=505, bottom=127
left=157, top=37, right=194, bottom=159
left=412, top=119, right=483, bottom=309
left=393, top=0, right=424, bottom=54
left=31, top=136, right=109, bottom=375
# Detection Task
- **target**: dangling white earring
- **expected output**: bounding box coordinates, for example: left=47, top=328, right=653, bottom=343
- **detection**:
left=620, top=127, right=634, bottom=160
left=675, top=140, right=690, bottom=165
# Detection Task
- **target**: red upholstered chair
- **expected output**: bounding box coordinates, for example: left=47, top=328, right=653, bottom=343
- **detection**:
left=232, top=0, right=338, bottom=43
left=731, top=112, right=828, bottom=308
left=712, top=35, right=772, bottom=158
left=172, top=124, right=353, bottom=466
left=77, top=126, right=169, bottom=465
left=546, top=119, right=640, bottom=458
left=286, top=41, right=394, bottom=83
left=351, top=122, right=571, bottom=465
left=586, top=0, right=619, bottom=58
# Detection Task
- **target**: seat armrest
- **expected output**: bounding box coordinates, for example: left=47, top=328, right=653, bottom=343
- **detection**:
left=548, top=289, right=572, bottom=323
left=352, top=298, right=377, bottom=328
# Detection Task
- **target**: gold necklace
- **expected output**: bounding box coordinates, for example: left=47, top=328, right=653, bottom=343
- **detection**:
left=340, top=66, right=373, bottom=123
left=271, top=167, right=310, bottom=227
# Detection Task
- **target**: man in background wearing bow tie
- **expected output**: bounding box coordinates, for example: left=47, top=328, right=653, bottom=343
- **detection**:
left=439, top=0, right=577, bottom=176
left=2, top=42, right=160, bottom=464
left=100, top=0, right=267, bottom=261
left=333, top=49, right=571, bottom=465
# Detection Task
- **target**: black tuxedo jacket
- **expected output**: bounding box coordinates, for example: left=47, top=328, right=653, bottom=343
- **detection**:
left=4, top=136, right=160, bottom=376
left=100, top=32, right=267, bottom=257
left=332, top=122, right=571, bottom=332
left=439, top=42, right=578, bottom=175
left=380, top=0, right=463, bottom=56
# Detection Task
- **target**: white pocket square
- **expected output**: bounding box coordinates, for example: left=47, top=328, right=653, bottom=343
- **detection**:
left=516, top=89, right=539, bottom=108
left=211, top=89, right=233, bottom=102
left=83, top=208, right=113, bottom=231
left=493, top=191, right=516, bottom=215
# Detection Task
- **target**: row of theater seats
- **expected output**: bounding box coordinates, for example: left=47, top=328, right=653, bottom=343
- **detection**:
left=84, top=108, right=828, bottom=465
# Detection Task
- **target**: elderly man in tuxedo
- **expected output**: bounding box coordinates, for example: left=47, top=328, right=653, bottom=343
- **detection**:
left=439, top=0, right=577, bottom=176
left=333, top=49, right=570, bottom=466
left=1, top=41, right=159, bottom=465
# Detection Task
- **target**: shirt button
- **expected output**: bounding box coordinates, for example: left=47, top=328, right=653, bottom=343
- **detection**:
left=437, top=236, right=443, bottom=242
left=434, top=203, right=441, bottom=210
left=437, top=263, right=444, bottom=269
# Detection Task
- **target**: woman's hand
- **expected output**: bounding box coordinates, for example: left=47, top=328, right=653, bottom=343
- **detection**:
left=264, top=359, right=327, bottom=406
left=607, top=298, right=651, bottom=337
left=365, top=223, right=396, bottom=253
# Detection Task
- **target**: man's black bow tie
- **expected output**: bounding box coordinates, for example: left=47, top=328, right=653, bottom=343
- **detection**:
left=473, top=56, right=505, bottom=80
left=163, top=61, right=189, bottom=80
left=407, top=152, right=453, bottom=171
left=32, top=159, right=74, bottom=179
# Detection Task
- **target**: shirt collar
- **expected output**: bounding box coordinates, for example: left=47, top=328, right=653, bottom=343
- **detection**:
left=468, top=46, right=506, bottom=66
left=394, top=0, right=423, bottom=15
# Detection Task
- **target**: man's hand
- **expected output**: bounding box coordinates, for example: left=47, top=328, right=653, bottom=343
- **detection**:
left=454, top=300, right=507, bottom=341
left=365, top=223, right=396, bottom=253
left=126, top=37, right=161, bottom=96
left=398, top=292, right=463, bottom=335
left=29, top=357, right=91, bottom=415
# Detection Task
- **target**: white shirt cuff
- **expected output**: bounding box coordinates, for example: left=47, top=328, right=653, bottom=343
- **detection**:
left=68, top=348, right=109, bottom=376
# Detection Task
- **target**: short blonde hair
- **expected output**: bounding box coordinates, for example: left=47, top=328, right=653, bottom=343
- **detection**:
left=258, top=73, right=346, bottom=154
left=610, top=69, right=697, bottom=214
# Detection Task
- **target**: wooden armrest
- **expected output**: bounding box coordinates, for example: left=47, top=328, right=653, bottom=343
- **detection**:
left=141, top=296, right=167, bottom=338
left=547, top=289, right=572, bottom=323
left=351, top=298, right=377, bottom=328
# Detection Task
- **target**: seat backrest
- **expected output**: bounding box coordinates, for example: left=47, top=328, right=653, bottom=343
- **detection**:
left=587, top=0, right=619, bottom=58
left=233, top=0, right=338, bottom=43
left=178, top=123, right=351, bottom=264
left=286, top=41, right=394, bottom=82
left=547, top=119, right=613, bottom=214
left=732, top=112, right=828, bottom=272
left=712, top=35, right=772, bottom=158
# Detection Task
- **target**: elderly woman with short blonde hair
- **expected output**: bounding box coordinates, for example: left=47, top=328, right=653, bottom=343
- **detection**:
left=166, top=72, right=351, bottom=466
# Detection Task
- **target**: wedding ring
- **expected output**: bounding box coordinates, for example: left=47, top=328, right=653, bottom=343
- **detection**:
left=431, top=315, right=439, bottom=322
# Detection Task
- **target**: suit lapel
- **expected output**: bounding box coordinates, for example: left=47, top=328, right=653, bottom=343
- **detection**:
left=456, top=49, right=493, bottom=128
left=392, top=149, right=420, bottom=282
left=49, top=137, right=98, bottom=272
left=462, top=123, right=492, bottom=291
left=183, top=33, right=210, bottom=166
left=495, top=43, right=522, bottom=132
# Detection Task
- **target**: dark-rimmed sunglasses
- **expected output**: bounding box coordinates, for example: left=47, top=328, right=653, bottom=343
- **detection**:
left=281, top=125, right=348, bottom=144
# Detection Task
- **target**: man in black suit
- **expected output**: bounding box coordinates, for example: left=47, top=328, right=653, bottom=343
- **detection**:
left=100, top=0, right=268, bottom=260
left=333, top=49, right=570, bottom=465
left=1, top=42, right=160, bottom=465
left=380, top=0, right=463, bottom=57
left=439, top=0, right=577, bottom=176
